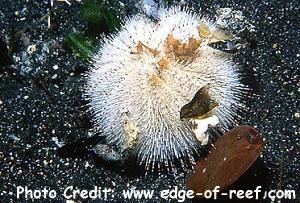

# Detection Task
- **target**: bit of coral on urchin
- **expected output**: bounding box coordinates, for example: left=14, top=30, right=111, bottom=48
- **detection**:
left=84, top=7, right=247, bottom=172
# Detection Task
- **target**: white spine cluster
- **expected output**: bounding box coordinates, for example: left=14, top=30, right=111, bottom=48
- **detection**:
left=85, top=7, right=246, bottom=172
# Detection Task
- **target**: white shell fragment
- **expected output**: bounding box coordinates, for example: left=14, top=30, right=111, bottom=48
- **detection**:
left=189, top=115, right=220, bottom=145
left=123, top=114, right=139, bottom=148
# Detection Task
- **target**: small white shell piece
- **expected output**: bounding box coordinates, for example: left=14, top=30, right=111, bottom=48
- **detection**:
left=190, top=115, right=220, bottom=145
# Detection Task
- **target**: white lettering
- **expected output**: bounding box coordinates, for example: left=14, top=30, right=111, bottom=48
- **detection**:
left=17, top=186, right=24, bottom=198
left=16, top=186, right=57, bottom=199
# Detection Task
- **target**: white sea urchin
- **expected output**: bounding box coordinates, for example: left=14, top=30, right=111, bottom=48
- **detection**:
left=85, top=7, right=246, bottom=171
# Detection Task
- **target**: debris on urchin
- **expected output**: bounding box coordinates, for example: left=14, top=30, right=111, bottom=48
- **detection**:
left=85, top=7, right=247, bottom=172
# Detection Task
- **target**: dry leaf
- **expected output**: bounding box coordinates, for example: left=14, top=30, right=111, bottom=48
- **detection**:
left=186, top=125, right=265, bottom=196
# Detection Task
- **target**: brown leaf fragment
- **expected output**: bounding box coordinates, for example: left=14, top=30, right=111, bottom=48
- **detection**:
left=157, top=58, right=169, bottom=70
left=164, top=34, right=181, bottom=54
left=180, top=85, right=218, bottom=120
left=136, top=41, right=143, bottom=54
left=164, top=34, right=201, bottom=60
left=149, top=74, right=162, bottom=86
left=134, top=41, right=160, bottom=56
left=186, top=125, right=265, bottom=197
